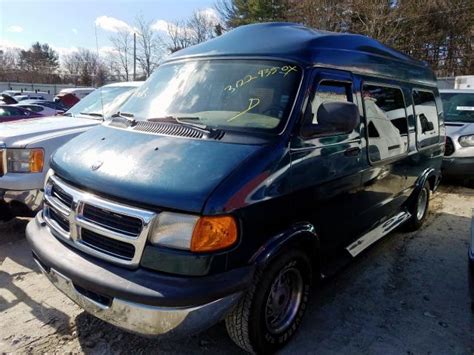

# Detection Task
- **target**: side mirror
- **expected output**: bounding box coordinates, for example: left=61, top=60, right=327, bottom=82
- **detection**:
left=302, top=101, right=360, bottom=137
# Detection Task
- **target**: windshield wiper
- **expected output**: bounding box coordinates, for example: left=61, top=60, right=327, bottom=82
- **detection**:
left=147, top=116, right=213, bottom=134
left=117, top=112, right=135, bottom=118
left=80, top=112, right=103, bottom=119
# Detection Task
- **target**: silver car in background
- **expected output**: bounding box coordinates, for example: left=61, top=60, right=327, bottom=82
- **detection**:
left=0, top=81, right=143, bottom=221
left=441, top=89, right=474, bottom=181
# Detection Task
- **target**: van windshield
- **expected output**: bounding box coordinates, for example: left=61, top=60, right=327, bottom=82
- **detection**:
left=120, top=59, right=301, bottom=133
left=440, top=92, right=474, bottom=123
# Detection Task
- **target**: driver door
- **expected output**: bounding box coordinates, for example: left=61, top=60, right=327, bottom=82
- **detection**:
left=289, top=69, right=364, bottom=259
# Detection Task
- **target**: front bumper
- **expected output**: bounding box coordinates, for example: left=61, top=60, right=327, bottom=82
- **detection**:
left=36, top=262, right=241, bottom=337
left=442, top=157, right=474, bottom=178
left=26, top=214, right=253, bottom=337
left=1, top=188, right=43, bottom=213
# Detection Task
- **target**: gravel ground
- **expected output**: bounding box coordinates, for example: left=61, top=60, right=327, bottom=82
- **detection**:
left=0, top=184, right=473, bottom=354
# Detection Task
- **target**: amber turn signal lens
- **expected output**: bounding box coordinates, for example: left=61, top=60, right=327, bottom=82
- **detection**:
left=30, top=149, right=44, bottom=173
left=191, top=216, right=238, bottom=252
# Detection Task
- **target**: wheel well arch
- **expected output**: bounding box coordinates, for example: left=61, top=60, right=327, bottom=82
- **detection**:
left=250, top=222, right=322, bottom=279
left=416, top=168, right=439, bottom=192
left=405, top=168, right=439, bottom=210
left=427, top=174, right=437, bottom=191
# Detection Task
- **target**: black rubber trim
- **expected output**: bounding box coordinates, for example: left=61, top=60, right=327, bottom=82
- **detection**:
left=26, top=219, right=254, bottom=307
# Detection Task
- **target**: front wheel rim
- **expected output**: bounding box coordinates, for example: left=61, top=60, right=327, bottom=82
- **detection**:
left=416, top=188, right=428, bottom=220
left=264, top=265, right=304, bottom=334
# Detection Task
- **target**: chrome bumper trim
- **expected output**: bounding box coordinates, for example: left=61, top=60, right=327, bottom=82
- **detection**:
left=35, top=259, right=241, bottom=337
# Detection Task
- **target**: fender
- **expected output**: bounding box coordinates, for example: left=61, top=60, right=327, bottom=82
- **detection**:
left=406, top=167, right=439, bottom=208
left=250, top=222, right=321, bottom=276
left=415, top=168, right=439, bottom=192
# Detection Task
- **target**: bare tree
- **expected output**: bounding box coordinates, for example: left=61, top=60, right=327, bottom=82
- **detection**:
left=166, top=20, right=193, bottom=53
left=165, top=9, right=222, bottom=53
left=135, top=15, right=163, bottom=78
left=62, top=48, right=109, bottom=86
left=0, top=49, right=20, bottom=80
left=188, top=10, right=217, bottom=43
left=110, top=30, right=133, bottom=81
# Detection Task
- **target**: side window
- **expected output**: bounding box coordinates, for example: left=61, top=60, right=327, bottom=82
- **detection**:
left=363, top=84, right=408, bottom=162
left=303, top=80, right=353, bottom=137
left=6, top=107, right=24, bottom=116
left=26, top=106, right=42, bottom=113
left=412, top=90, right=439, bottom=148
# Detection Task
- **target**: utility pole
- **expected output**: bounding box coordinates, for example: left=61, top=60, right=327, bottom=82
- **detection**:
left=133, top=32, right=137, bottom=81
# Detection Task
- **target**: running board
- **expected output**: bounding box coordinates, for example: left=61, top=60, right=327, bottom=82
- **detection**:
left=346, top=211, right=411, bottom=257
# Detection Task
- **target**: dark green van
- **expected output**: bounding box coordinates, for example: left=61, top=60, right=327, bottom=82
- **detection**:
left=27, top=23, right=444, bottom=353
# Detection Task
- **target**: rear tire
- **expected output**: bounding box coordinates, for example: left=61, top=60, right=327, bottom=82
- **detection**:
left=225, top=249, right=312, bottom=354
left=405, top=182, right=430, bottom=231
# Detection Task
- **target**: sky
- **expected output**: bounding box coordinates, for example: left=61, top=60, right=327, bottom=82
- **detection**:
left=0, top=0, right=216, bottom=57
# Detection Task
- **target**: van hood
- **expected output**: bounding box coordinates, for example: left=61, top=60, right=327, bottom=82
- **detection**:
left=51, top=125, right=263, bottom=213
left=0, top=116, right=99, bottom=148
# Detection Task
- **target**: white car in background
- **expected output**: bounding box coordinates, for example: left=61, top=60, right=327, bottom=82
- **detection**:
left=0, top=81, right=143, bottom=220
left=1, top=90, right=54, bottom=101
left=440, top=89, right=474, bottom=181
left=13, top=103, right=59, bottom=117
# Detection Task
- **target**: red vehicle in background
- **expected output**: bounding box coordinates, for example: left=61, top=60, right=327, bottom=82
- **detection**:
left=0, top=105, right=43, bottom=122
left=53, top=92, right=80, bottom=109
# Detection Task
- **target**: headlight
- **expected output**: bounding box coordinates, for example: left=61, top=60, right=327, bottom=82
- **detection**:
left=459, top=135, right=474, bottom=147
left=6, top=148, right=44, bottom=173
left=149, top=213, right=200, bottom=250
left=149, top=212, right=238, bottom=252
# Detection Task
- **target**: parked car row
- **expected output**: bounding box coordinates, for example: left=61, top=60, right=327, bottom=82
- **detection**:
left=1, top=23, right=473, bottom=354
left=0, top=105, right=43, bottom=122
left=0, top=87, right=96, bottom=118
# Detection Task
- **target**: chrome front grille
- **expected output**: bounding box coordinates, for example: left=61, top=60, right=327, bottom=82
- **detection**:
left=43, top=175, right=155, bottom=267
left=81, top=229, right=136, bottom=260
left=82, top=204, right=143, bottom=237
left=51, top=184, right=73, bottom=208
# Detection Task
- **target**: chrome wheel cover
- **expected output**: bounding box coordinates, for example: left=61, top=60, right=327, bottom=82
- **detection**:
left=417, top=188, right=428, bottom=220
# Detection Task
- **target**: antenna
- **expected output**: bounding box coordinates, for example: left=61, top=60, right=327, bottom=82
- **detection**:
left=133, top=32, right=137, bottom=81
left=95, top=24, right=105, bottom=117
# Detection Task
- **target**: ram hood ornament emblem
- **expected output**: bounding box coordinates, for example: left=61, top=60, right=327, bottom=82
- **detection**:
left=91, top=160, right=104, bottom=171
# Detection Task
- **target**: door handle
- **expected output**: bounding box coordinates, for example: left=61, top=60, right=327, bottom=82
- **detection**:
left=344, top=147, right=361, bottom=157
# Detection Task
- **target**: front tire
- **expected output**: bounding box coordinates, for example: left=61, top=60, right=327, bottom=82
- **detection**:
left=406, top=181, right=430, bottom=231
left=0, top=202, right=14, bottom=223
left=225, top=249, right=312, bottom=354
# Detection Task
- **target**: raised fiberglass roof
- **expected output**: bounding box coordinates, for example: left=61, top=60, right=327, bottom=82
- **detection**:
left=167, top=23, right=437, bottom=86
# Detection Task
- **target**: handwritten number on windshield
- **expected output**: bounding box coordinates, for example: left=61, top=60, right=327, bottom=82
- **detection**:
left=224, top=65, right=298, bottom=94
left=228, top=98, right=261, bottom=122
